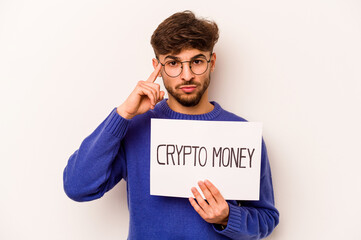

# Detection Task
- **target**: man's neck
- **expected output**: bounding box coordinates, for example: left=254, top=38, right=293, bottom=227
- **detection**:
left=166, top=95, right=214, bottom=115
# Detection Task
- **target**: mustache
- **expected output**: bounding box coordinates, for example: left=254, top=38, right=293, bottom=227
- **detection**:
left=175, top=81, right=201, bottom=89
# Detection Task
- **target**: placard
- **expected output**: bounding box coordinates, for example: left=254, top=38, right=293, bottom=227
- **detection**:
left=150, top=119, right=262, bottom=200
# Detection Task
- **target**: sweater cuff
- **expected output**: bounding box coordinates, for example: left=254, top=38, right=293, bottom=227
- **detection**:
left=213, top=202, right=242, bottom=236
left=104, top=108, right=131, bottom=138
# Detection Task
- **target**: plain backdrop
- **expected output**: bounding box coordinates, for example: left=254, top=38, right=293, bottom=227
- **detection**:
left=1, top=0, right=360, bottom=239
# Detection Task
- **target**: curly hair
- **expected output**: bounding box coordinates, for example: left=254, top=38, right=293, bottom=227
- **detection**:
left=150, top=10, right=219, bottom=57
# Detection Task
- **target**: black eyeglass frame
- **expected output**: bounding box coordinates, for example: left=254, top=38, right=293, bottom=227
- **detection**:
left=157, top=53, right=213, bottom=78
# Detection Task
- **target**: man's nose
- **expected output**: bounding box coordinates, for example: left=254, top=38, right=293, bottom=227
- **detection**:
left=180, top=62, right=194, bottom=81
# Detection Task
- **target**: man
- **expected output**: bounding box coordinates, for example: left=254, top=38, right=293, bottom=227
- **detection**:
left=63, top=11, right=279, bottom=239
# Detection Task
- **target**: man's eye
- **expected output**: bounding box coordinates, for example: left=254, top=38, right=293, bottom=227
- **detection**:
left=192, top=59, right=205, bottom=65
left=166, top=61, right=179, bottom=67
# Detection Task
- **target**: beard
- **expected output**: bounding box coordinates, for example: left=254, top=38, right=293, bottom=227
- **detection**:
left=164, top=73, right=211, bottom=107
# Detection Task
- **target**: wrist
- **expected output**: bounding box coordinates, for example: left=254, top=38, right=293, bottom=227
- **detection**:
left=214, top=222, right=227, bottom=231
left=219, top=218, right=228, bottom=227
left=116, top=106, right=134, bottom=120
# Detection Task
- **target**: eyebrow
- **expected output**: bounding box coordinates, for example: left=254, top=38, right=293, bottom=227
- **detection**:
left=164, top=53, right=208, bottom=61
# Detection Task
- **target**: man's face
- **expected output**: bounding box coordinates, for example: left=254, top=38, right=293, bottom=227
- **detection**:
left=155, top=49, right=216, bottom=107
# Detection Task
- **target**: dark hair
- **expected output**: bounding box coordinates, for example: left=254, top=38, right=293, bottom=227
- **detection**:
left=150, top=10, right=219, bottom=57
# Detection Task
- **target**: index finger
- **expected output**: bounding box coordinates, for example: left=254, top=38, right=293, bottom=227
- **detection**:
left=147, top=62, right=162, bottom=83
left=204, top=179, right=225, bottom=203
left=198, top=181, right=217, bottom=205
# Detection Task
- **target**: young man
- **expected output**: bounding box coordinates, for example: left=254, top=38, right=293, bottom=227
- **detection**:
left=63, top=11, right=279, bottom=239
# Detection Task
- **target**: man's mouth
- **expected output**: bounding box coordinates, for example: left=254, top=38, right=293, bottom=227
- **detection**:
left=179, top=85, right=197, bottom=93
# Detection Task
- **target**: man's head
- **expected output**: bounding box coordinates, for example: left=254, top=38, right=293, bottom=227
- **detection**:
left=151, top=10, right=219, bottom=57
left=151, top=11, right=219, bottom=108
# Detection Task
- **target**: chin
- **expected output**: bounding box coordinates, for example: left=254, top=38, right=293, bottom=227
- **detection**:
left=174, top=93, right=203, bottom=107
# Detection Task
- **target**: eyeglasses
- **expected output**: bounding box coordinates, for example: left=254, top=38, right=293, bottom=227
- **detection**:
left=157, top=54, right=212, bottom=78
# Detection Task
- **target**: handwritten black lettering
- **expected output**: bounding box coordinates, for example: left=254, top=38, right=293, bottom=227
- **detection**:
left=248, top=148, right=255, bottom=168
left=192, top=146, right=200, bottom=166
left=183, top=146, right=192, bottom=165
left=199, top=147, right=207, bottom=167
left=157, top=144, right=166, bottom=165
left=213, top=147, right=222, bottom=167
left=166, top=144, right=175, bottom=165
left=222, top=147, right=230, bottom=167
left=175, top=145, right=183, bottom=165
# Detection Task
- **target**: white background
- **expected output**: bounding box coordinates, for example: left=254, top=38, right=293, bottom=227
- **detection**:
left=1, top=0, right=360, bottom=239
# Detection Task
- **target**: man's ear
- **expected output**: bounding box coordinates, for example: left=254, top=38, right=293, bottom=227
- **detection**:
left=152, top=58, right=162, bottom=77
left=210, top=53, right=216, bottom=72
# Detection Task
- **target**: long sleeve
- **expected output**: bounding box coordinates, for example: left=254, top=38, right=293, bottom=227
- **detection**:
left=63, top=100, right=279, bottom=239
left=63, top=108, right=130, bottom=202
left=214, top=140, right=279, bottom=239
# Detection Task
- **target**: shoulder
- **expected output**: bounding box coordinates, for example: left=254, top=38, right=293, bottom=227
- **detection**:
left=126, top=107, right=164, bottom=131
left=212, top=101, right=248, bottom=122
left=128, top=111, right=153, bottom=129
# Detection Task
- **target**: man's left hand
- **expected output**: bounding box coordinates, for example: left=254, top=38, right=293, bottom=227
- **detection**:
left=189, top=180, right=229, bottom=226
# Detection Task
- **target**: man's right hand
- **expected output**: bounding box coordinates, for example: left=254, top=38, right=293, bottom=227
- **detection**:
left=117, top=62, right=165, bottom=119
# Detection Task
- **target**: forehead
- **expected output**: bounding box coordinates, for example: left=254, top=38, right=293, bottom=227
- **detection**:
left=159, top=49, right=210, bottom=61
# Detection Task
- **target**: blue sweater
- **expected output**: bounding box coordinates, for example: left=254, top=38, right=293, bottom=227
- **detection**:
left=63, top=100, right=279, bottom=239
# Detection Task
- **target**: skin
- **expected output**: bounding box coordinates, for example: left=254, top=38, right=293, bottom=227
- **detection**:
left=116, top=49, right=229, bottom=227
left=189, top=180, right=229, bottom=226
left=152, top=49, right=215, bottom=115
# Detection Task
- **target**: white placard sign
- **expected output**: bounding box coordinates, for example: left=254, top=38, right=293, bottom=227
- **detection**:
left=150, top=119, right=263, bottom=200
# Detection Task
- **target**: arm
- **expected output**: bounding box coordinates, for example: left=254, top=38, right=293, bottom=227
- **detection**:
left=63, top=62, right=164, bottom=202
left=190, top=140, right=279, bottom=239
left=63, top=109, right=130, bottom=202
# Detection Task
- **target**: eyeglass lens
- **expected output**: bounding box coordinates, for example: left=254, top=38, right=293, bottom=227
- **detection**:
left=164, top=58, right=209, bottom=77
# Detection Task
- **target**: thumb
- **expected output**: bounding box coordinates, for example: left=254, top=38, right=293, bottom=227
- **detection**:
left=159, top=91, right=165, bottom=102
